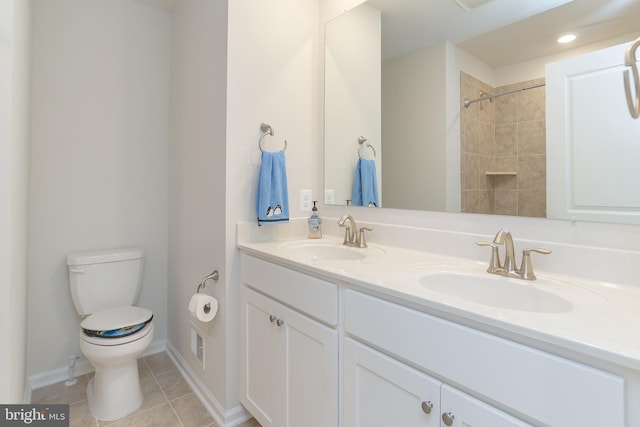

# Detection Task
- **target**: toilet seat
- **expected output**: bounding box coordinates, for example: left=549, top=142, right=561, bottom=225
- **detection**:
left=81, top=306, right=153, bottom=346
left=81, top=321, right=153, bottom=346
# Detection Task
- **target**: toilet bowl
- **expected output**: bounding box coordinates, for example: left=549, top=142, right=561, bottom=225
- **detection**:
left=67, top=248, right=154, bottom=421
left=80, top=322, right=153, bottom=420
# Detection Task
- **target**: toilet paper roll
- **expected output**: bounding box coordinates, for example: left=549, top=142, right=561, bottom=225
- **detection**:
left=188, top=293, right=218, bottom=322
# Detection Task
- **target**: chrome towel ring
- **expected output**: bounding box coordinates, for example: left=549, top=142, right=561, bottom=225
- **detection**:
left=624, top=36, right=640, bottom=119
left=357, top=136, right=376, bottom=159
left=258, top=123, right=287, bottom=152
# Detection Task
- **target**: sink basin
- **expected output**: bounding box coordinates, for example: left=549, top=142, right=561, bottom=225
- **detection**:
left=418, top=270, right=573, bottom=313
left=280, top=240, right=384, bottom=263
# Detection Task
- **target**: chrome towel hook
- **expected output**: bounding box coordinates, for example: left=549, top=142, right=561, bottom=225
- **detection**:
left=623, top=36, right=640, bottom=119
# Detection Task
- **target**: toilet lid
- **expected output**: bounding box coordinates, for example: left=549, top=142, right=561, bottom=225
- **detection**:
left=81, top=306, right=153, bottom=339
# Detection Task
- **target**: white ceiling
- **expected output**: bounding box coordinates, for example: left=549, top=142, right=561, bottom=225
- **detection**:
left=367, top=0, right=640, bottom=65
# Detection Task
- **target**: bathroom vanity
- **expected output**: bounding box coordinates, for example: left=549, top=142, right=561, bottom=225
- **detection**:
left=238, top=225, right=640, bottom=427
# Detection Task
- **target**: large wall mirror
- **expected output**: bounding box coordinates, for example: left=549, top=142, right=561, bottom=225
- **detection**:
left=324, top=0, right=640, bottom=223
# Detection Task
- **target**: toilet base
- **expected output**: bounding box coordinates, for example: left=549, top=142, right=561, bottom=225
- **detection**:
left=87, top=359, right=144, bottom=421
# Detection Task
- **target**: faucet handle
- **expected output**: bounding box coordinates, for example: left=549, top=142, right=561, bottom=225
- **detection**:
left=517, top=247, right=552, bottom=280
left=358, top=227, right=373, bottom=248
left=476, top=241, right=501, bottom=272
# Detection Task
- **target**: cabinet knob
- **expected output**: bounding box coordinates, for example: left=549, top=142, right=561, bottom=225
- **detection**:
left=276, top=318, right=285, bottom=327
left=442, top=412, right=455, bottom=426
left=269, top=315, right=277, bottom=323
left=421, top=400, right=433, bottom=414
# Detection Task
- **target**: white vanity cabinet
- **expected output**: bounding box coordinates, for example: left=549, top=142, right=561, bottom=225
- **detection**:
left=344, top=338, right=530, bottom=427
left=344, top=289, right=625, bottom=427
left=240, top=255, right=339, bottom=427
left=238, top=248, right=629, bottom=427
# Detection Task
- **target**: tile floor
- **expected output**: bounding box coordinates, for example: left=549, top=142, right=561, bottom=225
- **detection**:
left=31, top=352, right=261, bottom=427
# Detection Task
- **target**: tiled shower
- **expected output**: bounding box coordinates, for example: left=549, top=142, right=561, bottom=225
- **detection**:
left=460, top=71, right=546, bottom=217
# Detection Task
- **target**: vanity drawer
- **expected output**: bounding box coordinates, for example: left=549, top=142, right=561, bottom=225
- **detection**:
left=344, top=290, right=624, bottom=427
left=241, top=254, right=338, bottom=326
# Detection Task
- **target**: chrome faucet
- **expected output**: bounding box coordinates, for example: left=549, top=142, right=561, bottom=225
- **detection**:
left=493, top=229, right=518, bottom=274
left=477, top=229, right=551, bottom=280
left=338, top=214, right=372, bottom=248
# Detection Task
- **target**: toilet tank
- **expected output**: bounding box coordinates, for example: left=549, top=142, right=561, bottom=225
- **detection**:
left=67, top=248, right=144, bottom=316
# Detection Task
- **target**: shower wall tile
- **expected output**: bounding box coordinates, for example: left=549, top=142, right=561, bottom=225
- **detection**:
left=464, top=189, right=494, bottom=214
left=495, top=190, right=518, bottom=216
left=518, top=120, right=546, bottom=155
left=460, top=72, right=547, bottom=218
left=518, top=79, right=545, bottom=122
left=518, top=155, right=546, bottom=190
left=493, top=172, right=517, bottom=191
left=494, top=156, right=517, bottom=174
left=495, top=93, right=517, bottom=125
left=464, top=153, right=493, bottom=189
left=519, top=189, right=546, bottom=217
left=463, top=120, right=493, bottom=155
left=495, top=124, right=517, bottom=156
left=460, top=71, right=496, bottom=214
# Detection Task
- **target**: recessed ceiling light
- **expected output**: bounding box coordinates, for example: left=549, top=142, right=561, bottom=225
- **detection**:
left=557, top=33, right=577, bottom=44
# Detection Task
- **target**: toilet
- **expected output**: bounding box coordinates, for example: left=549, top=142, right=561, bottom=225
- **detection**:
left=67, top=248, right=154, bottom=421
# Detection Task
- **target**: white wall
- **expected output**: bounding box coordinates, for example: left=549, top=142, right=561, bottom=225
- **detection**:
left=28, top=0, right=170, bottom=379
left=227, top=0, right=320, bottom=226
left=168, top=0, right=320, bottom=423
left=167, top=0, right=229, bottom=413
left=382, top=42, right=447, bottom=211
left=225, top=0, right=320, bottom=416
left=324, top=4, right=381, bottom=206
left=0, top=0, right=31, bottom=403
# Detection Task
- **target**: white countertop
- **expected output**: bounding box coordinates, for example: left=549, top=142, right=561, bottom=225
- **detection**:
left=238, top=235, right=640, bottom=372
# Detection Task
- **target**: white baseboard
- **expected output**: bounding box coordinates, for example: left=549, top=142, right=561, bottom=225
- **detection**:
left=165, top=340, right=252, bottom=427
left=27, top=339, right=167, bottom=397
left=23, top=379, right=31, bottom=404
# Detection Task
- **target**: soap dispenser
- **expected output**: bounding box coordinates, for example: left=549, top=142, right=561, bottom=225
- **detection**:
left=308, top=201, right=322, bottom=239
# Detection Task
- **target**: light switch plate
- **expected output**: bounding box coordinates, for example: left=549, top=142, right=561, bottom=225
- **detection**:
left=324, top=189, right=335, bottom=205
left=300, top=189, right=312, bottom=211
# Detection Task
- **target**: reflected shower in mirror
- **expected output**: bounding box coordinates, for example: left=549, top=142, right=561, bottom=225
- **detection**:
left=323, top=0, right=640, bottom=222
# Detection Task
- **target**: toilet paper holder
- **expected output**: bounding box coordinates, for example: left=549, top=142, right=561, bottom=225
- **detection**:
left=196, top=270, right=219, bottom=313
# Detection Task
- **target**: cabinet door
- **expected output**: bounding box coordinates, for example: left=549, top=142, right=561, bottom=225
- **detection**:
left=241, top=286, right=338, bottom=427
left=281, top=301, right=338, bottom=427
left=440, top=385, right=531, bottom=427
left=344, top=338, right=442, bottom=427
left=241, top=286, right=283, bottom=427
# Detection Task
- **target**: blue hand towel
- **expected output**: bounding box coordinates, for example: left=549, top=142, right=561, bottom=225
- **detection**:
left=257, top=150, right=290, bottom=225
left=352, top=158, right=379, bottom=207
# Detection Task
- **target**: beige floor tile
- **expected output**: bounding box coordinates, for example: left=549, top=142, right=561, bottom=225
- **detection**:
left=31, top=374, right=91, bottom=405
left=138, top=358, right=153, bottom=380
left=144, top=352, right=176, bottom=376
left=69, top=399, right=98, bottom=427
left=107, top=402, right=181, bottom=427
left=170, top=392, right=214, bottom=427
left=32, top=352, right=239, bottom=427
left=155, top=368, right=192, bottom=401
left=236, top=419, right=261, bottom=427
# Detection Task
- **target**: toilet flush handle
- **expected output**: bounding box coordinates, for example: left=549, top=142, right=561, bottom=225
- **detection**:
left=70, top=267, right=86, bottom=274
